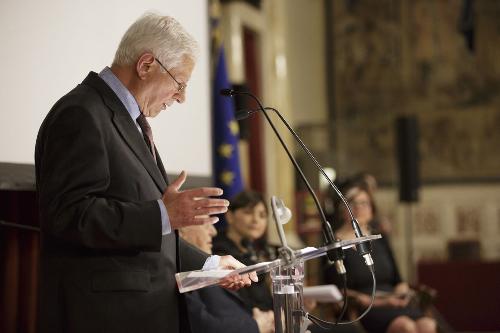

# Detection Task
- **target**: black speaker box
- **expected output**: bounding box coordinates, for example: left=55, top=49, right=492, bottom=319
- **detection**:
left=396, top=116, right=420, bottom=202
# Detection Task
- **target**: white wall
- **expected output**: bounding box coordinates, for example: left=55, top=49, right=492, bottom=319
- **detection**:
left=0, top=0, right=211, bottom=177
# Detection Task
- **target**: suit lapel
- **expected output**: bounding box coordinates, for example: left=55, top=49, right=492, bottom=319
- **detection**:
left=82, top=72, right=167, bottom=193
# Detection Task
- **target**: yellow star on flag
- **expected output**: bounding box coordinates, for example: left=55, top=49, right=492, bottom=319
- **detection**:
left=218, top=143, right=234, bottom=159
left=228, top=120, right=239, bottom=136
left=220, top=171, right=235, bottom=186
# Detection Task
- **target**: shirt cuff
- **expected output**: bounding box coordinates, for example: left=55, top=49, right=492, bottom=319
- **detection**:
left=202, top=255, right=221, bottom=270
left=157, top=199, right=171, bottom=235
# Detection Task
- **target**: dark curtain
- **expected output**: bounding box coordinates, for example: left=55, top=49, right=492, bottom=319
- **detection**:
left=243, top=27, right=266, bottom=194
left=0, top=190, right=39, bottom=333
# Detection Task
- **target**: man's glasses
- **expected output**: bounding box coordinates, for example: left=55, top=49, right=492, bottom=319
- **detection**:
left=154, top=57, right=186, bottom=93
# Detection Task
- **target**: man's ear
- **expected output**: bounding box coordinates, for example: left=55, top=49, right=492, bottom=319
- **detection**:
left=136, top=53, right=155, bottom=79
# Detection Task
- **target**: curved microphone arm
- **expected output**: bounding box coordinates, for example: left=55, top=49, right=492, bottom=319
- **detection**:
left=221, top=89, right=329, bottom=228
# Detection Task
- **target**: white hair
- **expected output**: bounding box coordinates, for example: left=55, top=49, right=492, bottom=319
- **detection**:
left=113, top=12, right=199, bottom=69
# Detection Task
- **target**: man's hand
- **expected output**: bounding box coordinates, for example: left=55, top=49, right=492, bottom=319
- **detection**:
left=218, top=255, right=258, bottom=291
left=162, top=171, right=229, bottom=229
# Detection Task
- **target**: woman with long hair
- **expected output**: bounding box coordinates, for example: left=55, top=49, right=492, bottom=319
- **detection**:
left=325, top=179, right=436, bottom=333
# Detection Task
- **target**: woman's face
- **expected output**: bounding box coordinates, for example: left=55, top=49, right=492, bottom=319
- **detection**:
left=227, top=202, right=268, bottom=241
left=343, top=190, right=373, bottom=226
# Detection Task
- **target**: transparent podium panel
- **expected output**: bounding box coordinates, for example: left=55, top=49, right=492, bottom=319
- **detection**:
left=271, top=260, right=306, bottom=333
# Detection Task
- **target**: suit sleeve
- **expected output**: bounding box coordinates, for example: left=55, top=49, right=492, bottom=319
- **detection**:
left=37, top=105, right=161, bottom=251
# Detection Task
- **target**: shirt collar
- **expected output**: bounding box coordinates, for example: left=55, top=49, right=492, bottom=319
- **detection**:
left=98, top=66, right=141, bottom=122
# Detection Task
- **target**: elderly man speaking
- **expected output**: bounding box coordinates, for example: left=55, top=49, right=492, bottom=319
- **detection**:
left=35, top=12, right=256, bottom=333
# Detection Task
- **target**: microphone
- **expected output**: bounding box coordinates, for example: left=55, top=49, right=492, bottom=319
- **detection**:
left=221, top=89, right=347, bottom=274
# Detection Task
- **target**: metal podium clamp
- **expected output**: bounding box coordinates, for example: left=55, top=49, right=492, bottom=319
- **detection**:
left=271, top=259, right=306, bottom=333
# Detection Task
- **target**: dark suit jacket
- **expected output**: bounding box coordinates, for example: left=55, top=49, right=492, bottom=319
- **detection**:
left=185, top=286, right=259, bottom=333
left=35, top=72, right=208, bottom=333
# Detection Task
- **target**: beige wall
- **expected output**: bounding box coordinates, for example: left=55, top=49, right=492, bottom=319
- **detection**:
left=377, top=184, right=500, bottom=280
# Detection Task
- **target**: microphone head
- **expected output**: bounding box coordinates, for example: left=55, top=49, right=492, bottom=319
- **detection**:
left=220, top=88, right=234, bottom=96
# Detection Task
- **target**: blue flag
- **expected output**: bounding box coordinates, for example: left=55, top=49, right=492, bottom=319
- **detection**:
left=212, top=48, right=244, bottom=204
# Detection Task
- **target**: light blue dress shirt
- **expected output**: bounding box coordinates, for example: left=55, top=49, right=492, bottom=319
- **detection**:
left=99, top=67, right=171, bottom=235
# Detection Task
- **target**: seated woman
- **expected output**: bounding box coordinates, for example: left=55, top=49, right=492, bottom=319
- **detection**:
left=212, top=190, right=275, bottom=311
left=180, top=223, right=275, bottom=333
left=324, top=179, right=437, bottom=333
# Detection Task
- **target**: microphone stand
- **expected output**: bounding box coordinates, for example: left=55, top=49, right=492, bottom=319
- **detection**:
left=221, top=89, right=378, bottom=330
